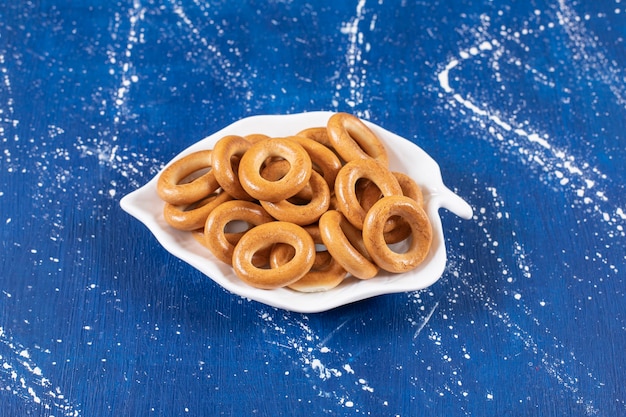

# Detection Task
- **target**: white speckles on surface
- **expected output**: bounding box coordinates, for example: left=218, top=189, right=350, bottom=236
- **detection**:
left=0, top=327, right=80, bottom=416
left=257, top=309, right=382, bottom=411
left=335, top=0, right=372, bottom=114
left=437, top=11, right=625, bottom=249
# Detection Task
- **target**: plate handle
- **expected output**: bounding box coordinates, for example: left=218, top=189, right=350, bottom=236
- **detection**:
left=435, top=187, right=473, bottom=219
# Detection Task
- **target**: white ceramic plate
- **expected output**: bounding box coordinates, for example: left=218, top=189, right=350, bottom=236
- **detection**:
left=120, top=111, right=473, bottom=313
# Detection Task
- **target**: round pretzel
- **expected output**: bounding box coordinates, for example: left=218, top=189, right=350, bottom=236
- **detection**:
left=319, top=210, right=379, bottom=280
left=270, top=224, right=347, bottom=292
left=157, top=150, right=219, bottom=205
left=327, top=112, right=388, bottom=166
left=163, top=191, right=233, bottom=231
left=203, top=200, right=275, bottom=265
left=261, top=170, right=330, bottom=225
left=211, top=135, right=253, bottom=200
left=238, top=138, right=312, bottom=202
left=232, top=221, right=316, bottom=289
left=334, top=158, right=402, bottom=230
left=362, top=196, right=433, bottom=273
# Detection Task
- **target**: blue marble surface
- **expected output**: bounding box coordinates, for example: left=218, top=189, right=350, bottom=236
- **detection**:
left=1, top=1, right=625, bottom=416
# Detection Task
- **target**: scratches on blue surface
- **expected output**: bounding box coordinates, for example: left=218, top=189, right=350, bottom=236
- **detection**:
left=317, top=317, right=351, bottom=348
left=413, top=301, right=439, bottom=340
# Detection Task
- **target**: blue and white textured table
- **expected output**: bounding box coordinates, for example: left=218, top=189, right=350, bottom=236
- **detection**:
left=1, top=1, right=625, bottom=416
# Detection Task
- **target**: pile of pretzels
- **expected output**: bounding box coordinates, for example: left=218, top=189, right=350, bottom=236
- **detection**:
left=156, top=113, right=433, bottom=292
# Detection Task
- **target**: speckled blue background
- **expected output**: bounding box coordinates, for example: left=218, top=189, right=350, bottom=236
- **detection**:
left=1, top=1, right=625, bottom=416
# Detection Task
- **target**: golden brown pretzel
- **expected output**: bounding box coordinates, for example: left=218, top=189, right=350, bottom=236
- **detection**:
left=211, top=135, right=253, bottom=200
left=238, top=138, right=312, bottom=202
left=163, top=191, right=233, bottom=231
left=232, top=221, right=316, bottom=289
left=157, top=150, right=219, bottom=205
left=203, top=200, right=275, bottom=265
left=334, top=158, right=402, bottom=230
left=326, top=112, right=388, bottom=166
left=260, top=170, right=331, bottom=225
left=318, top=210, right=379, bottom=279
left=362, top=196, right=433, bottom=273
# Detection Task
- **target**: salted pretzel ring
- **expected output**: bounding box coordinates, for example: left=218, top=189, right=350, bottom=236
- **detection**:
left=203, top=200, right=275, bottom=265
left=261, top=170, right=331, bottom=225
left=334, top=158, right=402, bottom=230
left=270, top=225, right=347, bottom=292
left=232, top=221, right=316, bottom=289
left=211, top=135, right=253, bottom=200
left=157, top=150, right=218, bottom=205
left=327, top=112, right=389, bottom=166
left=319, top=210, right=379, bottom=280
left=362, top=195, right=433, bottom=273
left=238, top=138, right=312, bottom=202
left=163, top=190, right=233, bottom=231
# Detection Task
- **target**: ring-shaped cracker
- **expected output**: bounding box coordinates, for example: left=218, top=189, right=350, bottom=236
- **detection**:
left=261, top=170, right=330, bottom=225
left=270, top=224, right=347, bottom=292
left=232, top=222, right=316, bottom=289
left=238, top=138, right=312, bottom=202
left=392, top=171, right=424, bottom=207
left=203, top=200, right=274, bottom=265
left=244, top=133, right=269, bottom=144
left=319, top=210, right=379, bottom=280
left=362, top=195, right=433, bottom=273
left=211, top=135, right=253, bottom=200
left=163, top=191, right=233, bottom=231
left=260, top=159, right=313, bottom=201
left=359, top=171, right=424, bottom=243
left=286, top=135, right=342, bottom=190
left=192, top=228, right=271, bottom=268
left=334, top=158, right=402, bottom=230
left=295, top=126, right=334, bottom=148
left=157, top=150, right=219, bottom=205
left=327, top=112, right=388, bottom=166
